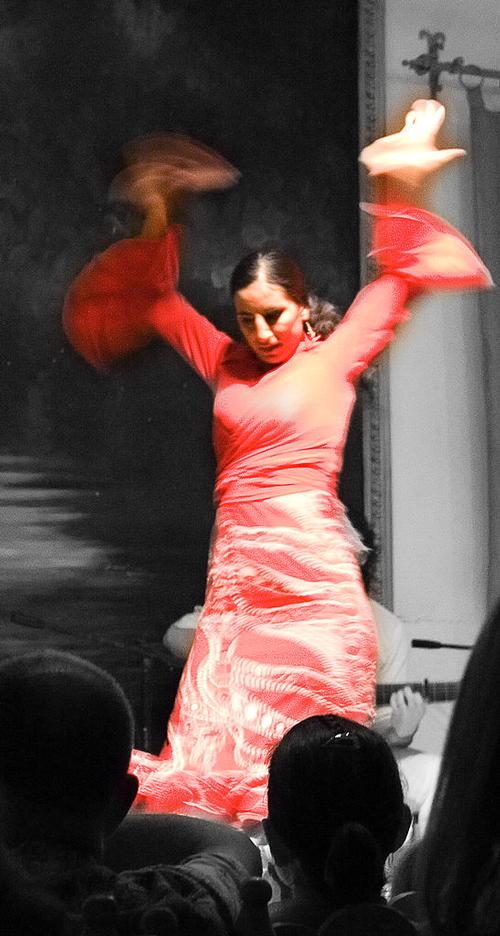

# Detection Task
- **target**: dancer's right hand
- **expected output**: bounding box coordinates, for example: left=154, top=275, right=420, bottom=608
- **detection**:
left=110, top=134, right=240, bottom=216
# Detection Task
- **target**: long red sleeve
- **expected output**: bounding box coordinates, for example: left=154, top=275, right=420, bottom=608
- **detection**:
left=63, top=228, right=182, bottom=371
left=323, top=274, right=411, bottom=382
left=148, top=294, right=231, bottom=390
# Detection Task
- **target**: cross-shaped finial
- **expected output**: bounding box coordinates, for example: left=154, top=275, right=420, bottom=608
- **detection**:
left=402, top=30, right=446, bottom=99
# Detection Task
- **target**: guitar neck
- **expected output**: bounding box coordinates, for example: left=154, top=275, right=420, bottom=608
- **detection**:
left=376, top=680, right=459, bottom=706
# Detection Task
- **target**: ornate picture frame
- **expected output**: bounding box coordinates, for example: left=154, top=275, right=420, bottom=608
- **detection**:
left=358, top=0, right=392, bottom=607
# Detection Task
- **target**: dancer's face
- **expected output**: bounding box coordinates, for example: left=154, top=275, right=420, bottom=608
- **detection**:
left=234, top=277, right=309, bottom=365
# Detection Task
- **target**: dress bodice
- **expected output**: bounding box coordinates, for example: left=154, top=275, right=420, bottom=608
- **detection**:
left=148, top=274, right=412, bottom=505
left=212, top=337, right=355, bottom=503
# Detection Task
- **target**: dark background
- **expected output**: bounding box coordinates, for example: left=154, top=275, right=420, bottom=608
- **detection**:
left=0, top=0, right=361, bottom=747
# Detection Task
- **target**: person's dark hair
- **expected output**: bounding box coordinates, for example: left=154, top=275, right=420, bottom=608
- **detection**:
left=0, top=841, right=67, bottom=936
left=267, top=714, right=405, bottom=910
left=318, top=902, right=418, bottom=936
left=415, top=598, right=500, bottom=936
left=230, top=249, right=341, bottom=338
left=0, top=650, right=134, bottom=816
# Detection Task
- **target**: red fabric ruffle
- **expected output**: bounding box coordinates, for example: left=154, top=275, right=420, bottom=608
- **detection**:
left=130, top=751, right=269, bottom=825
left=63, top=226, right=181, bottom=370
left=362, top=202, right=493, bottom=290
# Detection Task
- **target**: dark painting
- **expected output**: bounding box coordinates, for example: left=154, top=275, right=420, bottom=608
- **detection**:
left=0, top=0, right=360, bottom=741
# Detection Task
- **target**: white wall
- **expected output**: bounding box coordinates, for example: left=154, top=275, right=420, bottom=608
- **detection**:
left=384, top=0, right=500, bottom=681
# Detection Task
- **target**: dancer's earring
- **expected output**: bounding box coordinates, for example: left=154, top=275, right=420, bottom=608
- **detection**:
left=304, top=320, right=316, bottom=340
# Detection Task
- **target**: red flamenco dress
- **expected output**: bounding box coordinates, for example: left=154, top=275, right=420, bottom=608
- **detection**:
left=64, top=204, right=491, bottom=824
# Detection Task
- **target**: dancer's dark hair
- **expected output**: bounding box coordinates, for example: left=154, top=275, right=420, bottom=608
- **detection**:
left=230, top=249, right=341, bottom=338
left=414, top=598, right=500, bottom=936
left=267, top=714, right=405, bottom=909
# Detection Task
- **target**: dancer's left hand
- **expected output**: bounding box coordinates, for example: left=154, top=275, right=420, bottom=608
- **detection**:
left=359, top=99, right=465, bottom=185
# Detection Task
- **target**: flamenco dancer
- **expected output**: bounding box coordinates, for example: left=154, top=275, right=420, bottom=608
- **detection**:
left=64, top=100, right=491, bottom=824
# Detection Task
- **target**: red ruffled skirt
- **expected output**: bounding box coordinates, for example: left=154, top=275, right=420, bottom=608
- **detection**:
left=131, top=489, right=377, bottom=823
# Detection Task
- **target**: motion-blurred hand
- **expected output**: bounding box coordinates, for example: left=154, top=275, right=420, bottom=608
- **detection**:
left=359, top=99, right=465, bottom=185
left=110, top=133, right=239, bottom=210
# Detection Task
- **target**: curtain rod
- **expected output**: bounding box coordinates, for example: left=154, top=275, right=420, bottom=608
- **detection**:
left=402, top=30, right=500, bottom=99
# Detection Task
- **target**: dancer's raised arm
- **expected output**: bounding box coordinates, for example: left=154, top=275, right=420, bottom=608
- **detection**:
left=63, top=135, right=238, bottom=383
left=324, top=99, right=491, bottom=382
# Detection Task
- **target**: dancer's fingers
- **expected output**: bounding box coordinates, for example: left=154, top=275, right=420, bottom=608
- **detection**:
left=359, top=98, right=466, bottom=180
left=404, top=98, right=446, bottom=137
left=361, top=147, right=466, bottom=184
left=109, top=163, right=187, bottom=208
left=122, top=132, right=240, bottom=191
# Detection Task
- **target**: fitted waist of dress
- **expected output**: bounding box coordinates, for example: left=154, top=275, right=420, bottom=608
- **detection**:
left=214, top=476, right=367, bottom=560
left=214, top=459, right=341, bottom=507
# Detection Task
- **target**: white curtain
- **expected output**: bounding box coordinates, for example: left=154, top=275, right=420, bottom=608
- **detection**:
left=467, top=85, right=500, bottom=606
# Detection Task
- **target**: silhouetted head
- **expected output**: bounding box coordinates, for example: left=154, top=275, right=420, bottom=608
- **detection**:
left=0, top=650, right=137, bottom=850
left=415, top=597, right=500, bottom=936
left=266, top=714, right=409, bottom=910
left=230, top=249, right=340, bottom=365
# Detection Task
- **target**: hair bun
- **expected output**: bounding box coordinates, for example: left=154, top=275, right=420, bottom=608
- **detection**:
left=307, top=293, right=341, bottom=339
left=324, top=821, right=384, bottom=909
